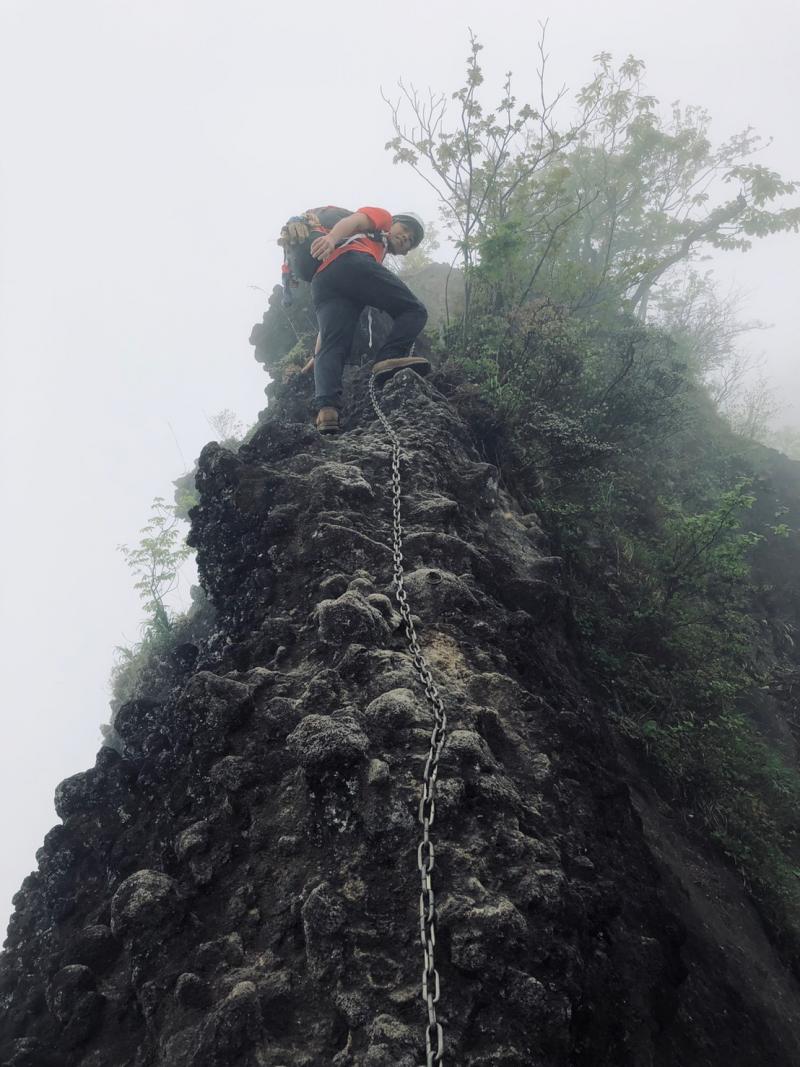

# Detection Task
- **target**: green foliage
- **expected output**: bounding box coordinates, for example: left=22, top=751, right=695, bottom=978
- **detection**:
left=384, top=29, right=588, bottom=332
left=581, top=484, right=761, bottom=697
left=174, top=480, right=200, bottom=523
left=109, top=618, right=187, bottom=706
left=281, top=332, right=317, bottom=378
left=655, top=485, right=761, bottom=605
left=562, top=447, right=800, bottom=946
left=386, top=33, right=800, bottom=338
left=435, top=254, right=800, bottom=954
left=396, top=221, right=441, bottom=274
left=118, top=497, right=193, bottom=638
left=111, top=493, right=209, bottom=709
left=446, top=300, right=690, bottom=485
left=622, top=705, right=800, bottom=931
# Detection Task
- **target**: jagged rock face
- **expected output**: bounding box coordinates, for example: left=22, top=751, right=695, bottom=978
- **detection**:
left=2, top=367, right=799, bottom=1066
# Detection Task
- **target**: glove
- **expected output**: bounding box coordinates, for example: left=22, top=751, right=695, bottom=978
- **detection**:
left=285, top=220, right=310, bottom=243
left=278, top=218, right=310, bottom=247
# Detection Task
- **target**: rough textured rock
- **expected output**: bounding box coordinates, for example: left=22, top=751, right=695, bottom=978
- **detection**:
left=46, top=965, right=103, bottom=1046
left=2, top=362, right=800, bottom=1066
left=110, top=869, right=183, bottom=941
left=287, top=713, right=370, bottom=771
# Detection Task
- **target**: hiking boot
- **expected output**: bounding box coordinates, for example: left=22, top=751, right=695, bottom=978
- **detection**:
left=315, top=406, right=340, bottom=434
left=371, top=356, right=431, bottom=385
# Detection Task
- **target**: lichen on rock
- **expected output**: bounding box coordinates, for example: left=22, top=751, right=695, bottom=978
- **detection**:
left=110, top=870, right=183, bottom=941
left=287, top=713, right=370, bottom=771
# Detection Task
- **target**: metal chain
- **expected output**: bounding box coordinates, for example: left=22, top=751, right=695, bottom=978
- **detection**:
left=368, top=373, right=447, bottom=1067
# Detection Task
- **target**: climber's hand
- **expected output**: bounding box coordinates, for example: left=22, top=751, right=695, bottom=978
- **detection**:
left=301, top=356, right=315, bottom=375
left=278, top=220, right=310, bottom=247
left=310, top=235, right=336, bottom=261
left=286, top=220, right=309, bottom=244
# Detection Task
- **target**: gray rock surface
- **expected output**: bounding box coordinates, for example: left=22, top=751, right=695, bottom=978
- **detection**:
left=2, top=362, right=800, bottom=1066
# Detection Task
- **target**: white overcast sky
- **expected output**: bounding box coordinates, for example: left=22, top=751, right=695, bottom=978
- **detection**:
left=1, top=0, right=798, bottom=930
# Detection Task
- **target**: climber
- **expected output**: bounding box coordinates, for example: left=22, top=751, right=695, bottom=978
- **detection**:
left=308, top=207, right=430, bottom=434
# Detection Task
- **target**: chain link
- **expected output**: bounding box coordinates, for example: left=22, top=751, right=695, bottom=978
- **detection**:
left=369, top=373, right=447, bottom=1067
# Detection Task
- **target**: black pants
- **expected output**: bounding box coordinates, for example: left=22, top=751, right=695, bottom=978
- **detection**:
left=310, top=251, right=428, bottom=410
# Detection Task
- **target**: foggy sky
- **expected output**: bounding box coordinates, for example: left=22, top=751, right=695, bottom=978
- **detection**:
left=1, top=0, right=798, bottom=930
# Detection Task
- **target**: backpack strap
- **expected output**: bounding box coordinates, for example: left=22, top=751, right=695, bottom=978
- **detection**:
left=277, top=210, right=389, bottom=298
left=337, top=230, right=388, bottom=251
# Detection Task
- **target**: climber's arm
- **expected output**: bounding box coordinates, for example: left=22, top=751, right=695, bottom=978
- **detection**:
left=301, top=333, right=320, bottom=375
left=310, top=212, right=373, bottom=261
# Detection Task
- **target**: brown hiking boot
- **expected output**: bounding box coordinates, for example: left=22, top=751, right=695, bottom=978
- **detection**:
left=371, top=356, right=431, bottom=385
left=315, top=406, right=340, bottom=434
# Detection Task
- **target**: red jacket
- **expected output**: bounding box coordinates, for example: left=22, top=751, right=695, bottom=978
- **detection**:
left=315, top=206, right=392, bottom=274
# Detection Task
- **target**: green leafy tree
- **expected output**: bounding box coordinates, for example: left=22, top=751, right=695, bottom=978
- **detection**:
left=403, top=35, right=800, bottom=958
left=118, top=497, right=193, bottom=637
left=384, top=27, right=596, bottom=334
left=559, top=57, right=800, bottom=316
left=386, top=35, right=800, bottom=336
left=657, top=485, right=761, bottom=607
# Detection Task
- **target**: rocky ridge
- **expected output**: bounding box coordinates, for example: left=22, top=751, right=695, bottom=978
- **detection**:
left=2, top=365, right=799, bottom=1065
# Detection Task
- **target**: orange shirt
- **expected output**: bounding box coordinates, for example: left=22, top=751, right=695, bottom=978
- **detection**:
left=315, top=206, right=392, bottom=274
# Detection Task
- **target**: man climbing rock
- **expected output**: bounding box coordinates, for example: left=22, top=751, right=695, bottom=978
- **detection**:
left=308, top=207, right=430, bottom=433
